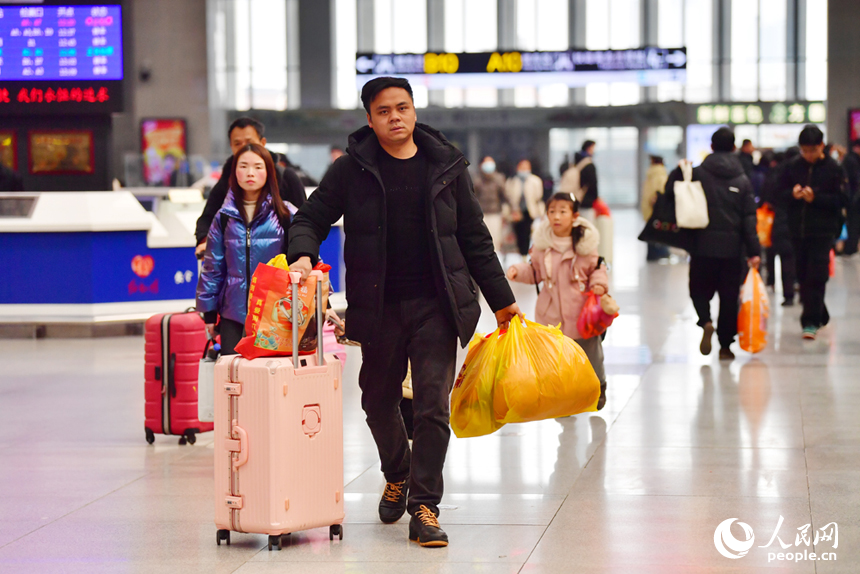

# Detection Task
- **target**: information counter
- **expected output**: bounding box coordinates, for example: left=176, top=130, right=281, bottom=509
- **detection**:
left=0, top=191, right=344, bottom=324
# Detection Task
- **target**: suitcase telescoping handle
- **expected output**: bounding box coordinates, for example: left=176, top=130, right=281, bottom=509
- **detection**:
left=288, top=270, right=326, bottom=369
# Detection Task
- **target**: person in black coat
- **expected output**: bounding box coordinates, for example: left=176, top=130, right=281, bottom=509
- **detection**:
left=288, top=77, right=522, bottom=548
left=776, top=125, right=848, bottom=339
left=760, top=151, right=798, bottom=305
left=194, top=117, right=306, bottom=258
left=574, top=140, right=599, bottom=208
left=840, top=139, right=860, bottom=255
left=667, top=127, right=761, bottom=361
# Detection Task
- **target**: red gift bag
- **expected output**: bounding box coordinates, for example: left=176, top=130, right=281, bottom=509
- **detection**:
left=576, top=292, right=618, bottom=339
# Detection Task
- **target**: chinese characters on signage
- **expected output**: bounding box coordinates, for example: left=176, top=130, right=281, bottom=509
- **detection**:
left=696, top=103, right=826, bottom=125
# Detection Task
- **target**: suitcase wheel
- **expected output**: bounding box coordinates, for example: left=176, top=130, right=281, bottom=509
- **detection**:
left=145, top=429, right=155, bottom=445
left=186, top=431, right=197, bottom=445
left=329, top=524, right=343, bottom=541
left=268, top=534, right=282, bottom=551
left=216, top=529, right=230, bottom=546
left=178, top=436, right=187, bottom=446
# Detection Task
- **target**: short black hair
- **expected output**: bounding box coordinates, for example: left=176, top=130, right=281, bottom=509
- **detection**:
left=228, top=117, right=265, bottom=140
left=582, top=140, right=596, bottom=151
left=798, top=125, right=824, bottom=146
left=360, top=77, right=414, bottom=114
left=711, top=127, right=736, bottom=152
left=850, top=139, right=860, bottom=149
left=742, top=139, right=752, bottom=146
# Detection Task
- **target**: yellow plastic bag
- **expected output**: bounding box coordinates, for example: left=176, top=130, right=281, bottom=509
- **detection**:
left=738, top=268, right=769, bottom=353
left=450, top=317, right=601, bottom=438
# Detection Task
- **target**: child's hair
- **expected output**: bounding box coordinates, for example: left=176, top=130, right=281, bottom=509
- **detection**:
left=229, top=143, right=291, bottom=226
left=546, top=192, right=585, bottom=245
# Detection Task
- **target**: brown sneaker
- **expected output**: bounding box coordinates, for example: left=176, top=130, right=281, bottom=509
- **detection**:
left=700, top=322, right=715, bottom=356
left=719, top=348, right=735, bottom=361
left=409, top=505, right=448, bottom=547
left=378, top=478, right=408, bottom=523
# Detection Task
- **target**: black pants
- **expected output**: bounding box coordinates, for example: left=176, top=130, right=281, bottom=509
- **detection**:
left=763, top=245, right=797, bottom=301
left=219, top=318, right=244, bottom=355
left=513, top=213, right=534, bottom=256
left=358, top=295, right=457, bottom=517
left=793, top=237, right=831, bottom=328
left=689, top=256, right=743, bottom=350
left=845, top=196, right=860, bottom=255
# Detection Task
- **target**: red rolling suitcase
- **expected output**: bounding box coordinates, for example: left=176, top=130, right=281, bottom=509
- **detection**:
left=144, top=310, right=214, bottom=445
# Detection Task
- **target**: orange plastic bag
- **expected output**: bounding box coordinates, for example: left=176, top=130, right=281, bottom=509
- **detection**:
left=234, top=262, right=328, bottom=359
left=450, top=318, right=601, bottom=438
left=756, top=205, right=774, bottom=248
left=737, top=268, right=769, bottom=354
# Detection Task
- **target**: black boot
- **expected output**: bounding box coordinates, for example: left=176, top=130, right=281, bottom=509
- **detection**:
left=409, top=505, right=448, bottom=547
left=378, top=478, right=408, bottom=523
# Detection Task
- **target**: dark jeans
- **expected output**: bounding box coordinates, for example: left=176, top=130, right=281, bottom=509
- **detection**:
left=793, top=237, right=832, bottom=328
left=219, top=318, right=244, bottom=355
left=763, top=245, right=797, bottom=301
left=513, top=213, right=534, bottom=256
left=689, top=256, right=743, bottom=349
left=358, top=295, right=458, bottom=516
left=845, top=196, right=860, bottom=255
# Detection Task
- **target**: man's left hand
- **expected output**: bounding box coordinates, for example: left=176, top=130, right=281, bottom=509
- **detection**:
left=802, top=186, right=815, bottom=203
left=495, top=302, right=524, bottom=329
left=748, top=256, right=761, bottom=269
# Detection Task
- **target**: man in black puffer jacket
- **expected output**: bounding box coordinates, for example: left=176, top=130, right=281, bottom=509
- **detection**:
left=288, top=77, right=522, bottom=548
left=667, top=127, right=761, bottom=361
left=777, top=125, right=847, bottom=340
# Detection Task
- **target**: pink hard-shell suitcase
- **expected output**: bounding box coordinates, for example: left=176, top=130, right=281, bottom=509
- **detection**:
left=214, top=271, right=344, bottom=550
left=144, top=310, right=214, bottom=445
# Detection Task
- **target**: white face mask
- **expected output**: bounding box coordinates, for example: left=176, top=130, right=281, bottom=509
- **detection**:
left=517, top=170, right=531, bottom=178
left=481, top=161, right=496, bottom=174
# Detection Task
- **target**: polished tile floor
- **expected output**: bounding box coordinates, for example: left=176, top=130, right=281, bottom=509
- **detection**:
left=2, top=209, right=858, bottom=573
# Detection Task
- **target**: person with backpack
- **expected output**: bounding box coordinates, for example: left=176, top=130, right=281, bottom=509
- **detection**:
left=506, top=192, right=611, bottom=410
left=194, top=117, right=305, bottom=259
left=560, top=140, right=599, bottom=208
left=196, top=143, right=292, bottom=355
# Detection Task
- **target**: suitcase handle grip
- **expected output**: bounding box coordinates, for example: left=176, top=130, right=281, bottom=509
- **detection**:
left=232, top=423, right=248, bottom=470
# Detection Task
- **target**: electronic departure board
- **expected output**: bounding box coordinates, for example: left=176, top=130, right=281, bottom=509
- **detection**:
left=0, top=5, right=123, bottom=81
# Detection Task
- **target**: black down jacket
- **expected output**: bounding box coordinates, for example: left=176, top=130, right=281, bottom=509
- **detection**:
left=288, top=123, right=515, bottom=347
left=667, top=152, right=760, bottom=259
left=777, top=155, right=847, bottom=239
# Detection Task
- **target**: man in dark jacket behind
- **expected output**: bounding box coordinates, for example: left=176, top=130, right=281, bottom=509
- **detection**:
left=288, top=77, right=522, bottom=547
left=194, top=117, right=306, bottom=258
left=840, top=139, right=860, bottom=255
left=777, top=125, right=847, bottom=339
left=667, top=127, right=761, bottom=361
left=575, top=140, right=599, bottom=208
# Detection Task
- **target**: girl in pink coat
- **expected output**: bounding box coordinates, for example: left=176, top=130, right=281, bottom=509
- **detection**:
left=507, top=192, right=610, bottom=409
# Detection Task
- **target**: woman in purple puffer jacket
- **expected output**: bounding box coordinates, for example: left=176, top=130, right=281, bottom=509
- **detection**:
left=196, top=143, right=293, bottom=354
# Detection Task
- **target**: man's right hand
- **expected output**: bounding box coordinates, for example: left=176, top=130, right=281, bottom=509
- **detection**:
left=206, top=323, right=216, bottom=338
left=195, top=241, right=207, bottom=260
left=291, top=256, right=313, bottom=281
left=792, top=184, right=804, bottom=199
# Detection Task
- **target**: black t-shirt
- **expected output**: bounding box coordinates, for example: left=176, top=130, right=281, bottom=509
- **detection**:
left=377, top=148, right=437, bottom=301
